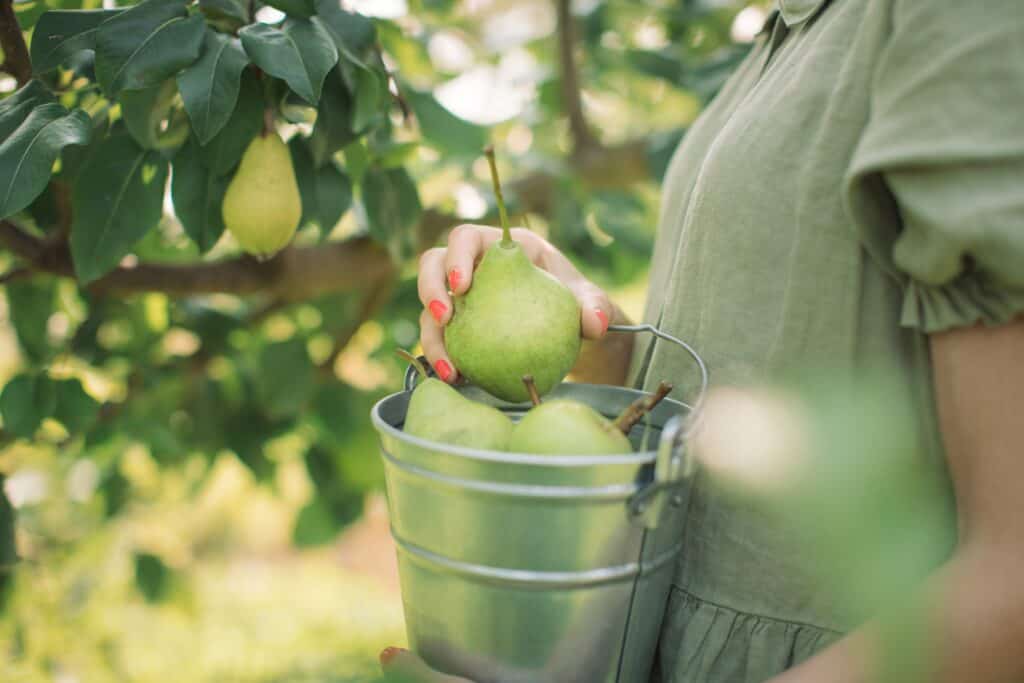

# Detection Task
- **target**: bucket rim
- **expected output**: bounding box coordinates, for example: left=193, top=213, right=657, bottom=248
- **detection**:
left=370, top=382, right=692, bottom=467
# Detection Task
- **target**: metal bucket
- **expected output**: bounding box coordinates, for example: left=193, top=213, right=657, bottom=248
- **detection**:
left=370, top=325, right=707, bottom=683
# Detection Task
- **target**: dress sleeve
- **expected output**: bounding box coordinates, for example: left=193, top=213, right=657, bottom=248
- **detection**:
left=844, top=0, right=1024, bottom=333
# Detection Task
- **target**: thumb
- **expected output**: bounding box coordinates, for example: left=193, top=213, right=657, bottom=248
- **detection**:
left=380, top=648, right=474, bottom=682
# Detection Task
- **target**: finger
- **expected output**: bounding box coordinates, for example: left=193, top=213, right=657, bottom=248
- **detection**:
left=444, top=224, right=497, bottom=296
left=420, top=309, right=457, bottom=384
left=569, top=281, right=614, bottom=340
left=417, top=248, right=452, bottom=326
left=380, top=647, right=473, bottom=682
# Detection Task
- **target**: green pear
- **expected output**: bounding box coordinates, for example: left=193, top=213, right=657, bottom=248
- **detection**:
left=508, top=399, right=632, bottom=455
left=401, top=353, right=513, bottom=451
left=444, top=148, right=581, bottom=403
left=222, top=131, right=301, bottom=258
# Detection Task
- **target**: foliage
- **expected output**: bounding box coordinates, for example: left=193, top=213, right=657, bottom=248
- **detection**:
left=0, top=0, right=759, bottom=651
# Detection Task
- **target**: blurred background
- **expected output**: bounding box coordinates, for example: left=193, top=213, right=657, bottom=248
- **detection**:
left=0, top=0, right=772, bottom=680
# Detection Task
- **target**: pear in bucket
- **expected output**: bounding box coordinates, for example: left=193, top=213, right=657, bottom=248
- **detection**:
left=444, top=147, right=581, bottom=403
left=399, top=350, right=514, bottom=451
left=508, top=377, right=674, bottom=455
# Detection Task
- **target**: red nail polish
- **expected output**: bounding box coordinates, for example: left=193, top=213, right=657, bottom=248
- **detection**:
left=434, top=359, right=453, bottom=382
left=428, top=299, right=447, bottom=324
left=379, top=647, right=406, bottom=665
left=595, top=309, right=609, bottom=333
left=448, top=268, right=461, bottom=291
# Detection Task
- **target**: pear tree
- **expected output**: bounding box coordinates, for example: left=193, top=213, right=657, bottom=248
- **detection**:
left=0, top=0, right=754, bottom=611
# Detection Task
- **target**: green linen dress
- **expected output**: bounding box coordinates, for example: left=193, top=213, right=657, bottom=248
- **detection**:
left=630, top=1, right=1024, bottom=681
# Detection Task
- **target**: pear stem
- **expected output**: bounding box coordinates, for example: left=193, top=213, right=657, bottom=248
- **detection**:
left=262, top=106, right=275, bottom=137
left=614, top=381, right=674, bottom=434
left=521, top=375, right=542, bottom=406
left=395, top=348, right=428, bottom=382
left=484, top=145, right=512, bottom=246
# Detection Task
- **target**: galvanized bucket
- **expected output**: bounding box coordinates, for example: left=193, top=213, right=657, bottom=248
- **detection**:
left=370, top=325, right=707, bottom=683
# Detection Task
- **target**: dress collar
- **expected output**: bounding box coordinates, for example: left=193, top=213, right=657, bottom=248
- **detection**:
left=777, top=0, right=831, bottom=26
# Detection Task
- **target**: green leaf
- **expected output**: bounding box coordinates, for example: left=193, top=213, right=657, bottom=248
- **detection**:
left=264, top=0, right=315, bottom=18
left=373, top=141, right=419, bottom=169
left=0, top=104, right=91, bottom=220
left=53, top=378, right=100, bottom=434
left=134, top=552, right=170, bottom=603
left=94, top=0, right=205, bottom=97
left=289, top=136, right=351, bottom=235
left=4, top=279, right=56, bottom=363
left=0, top=81, right=55, bottom=142
left=293, top=491, right=362, bottom=547
left=198, top=0, right=248, bottom=27
left=341, top=139, right=369, bottom=185
left=0, top=373, right=56, bottom=439
left=315, top=0, right=376, bottom=66
left=308, top=68, right=356, bottom=167
left=362, top=166, right=421, bottom=254
left=171, top=136, right=230, bottom=252
left=200, top=69, right=263, bottom=175
left=118, top=79, right=178, bottom=150
left=255, top=338, right=315, bottom=419
left=69, top=130, right=169, bottom=284
left=99, top=465, right=129, bottom=518
left=406, top=87, right=487, bottom=156
left=178, top=30, right=249, bottom=145
left=223, top=406, right=291, bottom=480
left=30, top=9, right=122, bottom=74
left=351, top=63, right=387, bottom=133
left=12, top=0, right=47, bottom=31
left=625, top=48, right=684, bottom=83
left=239, top=19, right=337, bottom=105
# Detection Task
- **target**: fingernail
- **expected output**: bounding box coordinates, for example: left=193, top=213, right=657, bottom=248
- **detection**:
left=448, top=268, right=461, bottom=291
left=428, top=299, right=447, bottom=324
left=379, top=647, right=406, bottom=665
left=595, top=309, right=609, bottom=333
left=434, top=359, right=453, bottom=382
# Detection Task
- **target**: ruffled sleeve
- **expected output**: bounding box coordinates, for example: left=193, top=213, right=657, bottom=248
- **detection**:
left=844, top=0, right=1024, bottom=333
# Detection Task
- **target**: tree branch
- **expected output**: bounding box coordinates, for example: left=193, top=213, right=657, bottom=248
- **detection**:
left=0, top=219, right=398, bottom=299
left=0, top=136, right=651, bottom=297
left=556, top=0, right=597, bottom=156
left=0, top=0, right=32, bottom=86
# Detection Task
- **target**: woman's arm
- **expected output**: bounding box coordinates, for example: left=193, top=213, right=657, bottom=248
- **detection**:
left=770, top=316, right=1024, bottom=683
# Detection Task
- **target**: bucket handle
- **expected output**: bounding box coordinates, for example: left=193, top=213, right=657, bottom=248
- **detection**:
left=607, top=323, right=706, bottom=529
left=607, top=323, right=708, bottom=422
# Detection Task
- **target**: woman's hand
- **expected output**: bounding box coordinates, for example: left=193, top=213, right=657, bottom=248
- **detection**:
left=380, top=647, right=474, bottom=682
left=417, top=224, right=614, bottom=383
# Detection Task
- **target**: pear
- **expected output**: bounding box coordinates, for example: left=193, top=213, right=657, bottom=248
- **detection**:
left=222, top=130, right=301, bottom=258
left=507, top=377, right=673, bottom=455
left=509, top=399, right=631, bottom=455
left=444, top=148, right=581, bottom=403
left=400, top=351, right=513, bottom=451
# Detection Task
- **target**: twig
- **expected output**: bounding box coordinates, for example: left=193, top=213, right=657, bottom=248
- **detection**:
left=0, top=0, right=32, bottom=86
